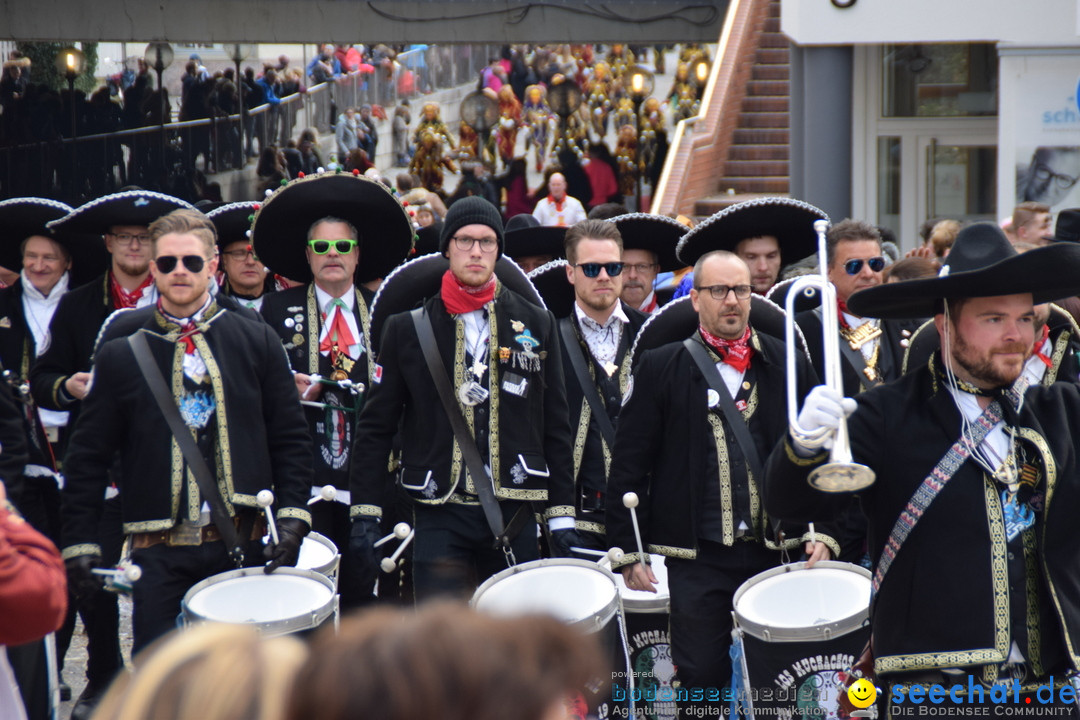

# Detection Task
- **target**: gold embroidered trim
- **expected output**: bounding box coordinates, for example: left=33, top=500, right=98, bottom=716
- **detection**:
left=648, top=543, right=696, bottom=559
left=1022, top=525, right=1043, bottom=676
left=1043, top=331, right=1070, bottom=386
left=784, top=438, right=827, bottom=466
left=983, top=477, right=1012, bottom=661
left=572, top=397, right=590, bottom=481
left=122, top=518, right=176, bottom=533
left=277, top=507, right=312, bottom=525
left=350, top=504, right=383, bottom=519
left=61, top=543, right=101, bottom=559
left=875, top=648, right=1003, bottom=675
left=542, top=504, right=575, bottom=520
left=707, top=413, right=735, bottom=546
left=191, top=333, right=236, bottom=519
left=576, top=519, right=605, bottom=534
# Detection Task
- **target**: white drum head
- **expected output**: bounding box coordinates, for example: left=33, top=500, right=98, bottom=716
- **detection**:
left=733, top=561, right=870, bottom=642
left=183, top=567, right=337, bottom=636
left=472, top=558, right=619, bottom=633
left=614, top=554, right=670, bottom=612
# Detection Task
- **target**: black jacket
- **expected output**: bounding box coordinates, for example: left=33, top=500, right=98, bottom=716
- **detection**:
left=60, top=302, right=312, bottom=558
left=349, top=285, right=575, bottom=521
left=765, top=357, right=1080, bottom=676
left=606, top=329, right=833, bottom=565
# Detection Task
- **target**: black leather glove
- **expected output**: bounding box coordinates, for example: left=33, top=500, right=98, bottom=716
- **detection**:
left=65, top=554, right=104, bottom=600
left=549, top=527, right=589, bottom=558
left=263, top=518, right=309, bottom=573
left=348, top=517, right=382, bottom=591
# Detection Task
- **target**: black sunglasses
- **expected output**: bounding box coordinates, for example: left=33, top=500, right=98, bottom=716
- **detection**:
left=574, top=262, right=624, bottom=278
left=155, top=255, right=207, bottom=274
left=843, top=257, right=886, bottom=275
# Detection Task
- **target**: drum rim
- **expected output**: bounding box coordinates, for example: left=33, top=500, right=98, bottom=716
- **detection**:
left=299, top=531, right=342, bottom=576
left=181, top=566, right=338, bottom=636
left=732, top=560, right=871, bottom=643
left=471, top=557, right=621, bottom=632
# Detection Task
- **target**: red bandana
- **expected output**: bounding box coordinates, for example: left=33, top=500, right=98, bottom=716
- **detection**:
left=837, top=298, right=855, bottom=329
left=320, top=299, right=358, bottom=361
left=441, top=270, right=496, bottom=315
left=547, top=195, right=566, bottom=212
left=699, top=324, right=754, bottom=373
left=1032, top=323, right=1052, bottom=368
left=640, top=293, right=658, bottom=314
left=157, top=299, right=200, bottom=355
left=110, top=272, right=154, bottom=310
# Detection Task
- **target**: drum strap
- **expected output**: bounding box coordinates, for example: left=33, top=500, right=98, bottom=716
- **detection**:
left=559, top=317, right=616, bottom=447
left=872, top=380, right=1024, bottom=598
left=683, top=338, right=765, bottom=486
left=128, top=333, right=245, bottom=566
left=411, top=309, right=512, bottom=551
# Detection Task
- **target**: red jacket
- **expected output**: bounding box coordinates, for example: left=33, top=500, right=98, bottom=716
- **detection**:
left=0, top=505, right=67, bottom=646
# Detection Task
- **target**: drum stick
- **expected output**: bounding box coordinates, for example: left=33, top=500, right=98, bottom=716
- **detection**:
left=257, top=489, right=280, bottom=546
left=302, top=374, right=322, bottom=400
left=380, top=529, right=415, bottom=572
left=307, top=485, right=338, bottom=505
left=622, top=493, right=648, bottom=569
left=808, top=522, right=817, bottom=548
left=569, top=547, right=608, bottom=557
left=374, top=522, right=412, bottom=548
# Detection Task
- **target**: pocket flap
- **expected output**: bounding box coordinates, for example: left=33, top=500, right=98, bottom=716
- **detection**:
left=399, top=467, right=434, bottom=491
left=517, top=453, right=550, bottom=478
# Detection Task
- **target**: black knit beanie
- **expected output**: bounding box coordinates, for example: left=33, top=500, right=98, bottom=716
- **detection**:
left=439, top=196, right=505, bottom=257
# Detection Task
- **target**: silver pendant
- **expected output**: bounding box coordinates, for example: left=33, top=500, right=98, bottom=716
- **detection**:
left=471, top=359, right=487, bottom=379
left=457, top=381, right=489, bottom=407
left=707, top=389, right=720, bottom=408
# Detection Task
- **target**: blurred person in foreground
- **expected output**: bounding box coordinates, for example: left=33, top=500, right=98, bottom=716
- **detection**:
left=285, top=603, right=604, bottom=720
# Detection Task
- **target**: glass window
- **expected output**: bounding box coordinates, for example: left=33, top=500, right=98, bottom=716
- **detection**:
left=882, top=44, right=997, bottom=118
left=928, top=144, right=997, bottom=222
left=877, top=137, right=901, bottom=238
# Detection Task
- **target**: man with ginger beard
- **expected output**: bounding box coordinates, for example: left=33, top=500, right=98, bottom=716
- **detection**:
left=766, top=223, right=1080, bottom=716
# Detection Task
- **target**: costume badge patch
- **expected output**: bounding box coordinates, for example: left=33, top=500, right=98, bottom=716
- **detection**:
left=501, top=372, right=528, bottom=397
left=373, top=364, right=383, bottom=384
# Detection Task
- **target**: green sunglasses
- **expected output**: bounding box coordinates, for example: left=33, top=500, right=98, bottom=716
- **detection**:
left=308, top=238, right=358, bottom=255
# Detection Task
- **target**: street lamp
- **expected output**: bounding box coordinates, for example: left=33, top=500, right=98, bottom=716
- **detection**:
left=624, top=65, right=654, bottom=211
left=547, top=75, right=583, bottom=159
left=144, top=42, right=174, bottom=178
left=228, top=43, right=254, bottom=166
left=55, top=47, right=85, bottom=199
left=692, top=58, right=710, bottom=100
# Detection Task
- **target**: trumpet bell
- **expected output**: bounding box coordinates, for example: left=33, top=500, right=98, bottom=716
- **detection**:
left=807, top=462, right=876, bottom=493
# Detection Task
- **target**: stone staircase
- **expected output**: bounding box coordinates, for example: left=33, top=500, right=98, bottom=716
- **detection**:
left=694, top=0, right=790, bottom=217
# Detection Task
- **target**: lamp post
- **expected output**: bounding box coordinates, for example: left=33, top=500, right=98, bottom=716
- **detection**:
left=624, top=65, right=654, bottom=211
left=547, top=75, right=583, bottom=161
left=228, top=43, right=253, bottom=166
left=55, top=47, right=85, bottom=200
left=144, top=42, right=174, bottom=179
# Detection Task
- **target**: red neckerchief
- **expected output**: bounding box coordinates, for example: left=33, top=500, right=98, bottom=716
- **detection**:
left=441, top=270, right=496, bottom=314
left=320, top=299, right=358, bottom=361
left=547, top=195, right=566, bottom=212
left=157, top=299, right=200, bottom=354
left=699, top=324, right=753, bottom=373
left=110, top=272, right=154, bottom=309
left=837, top=298, right=855, bottom=330
left=1032, top=323, right=1052, bottom=368
left=640, top=293, right=658, bottom=314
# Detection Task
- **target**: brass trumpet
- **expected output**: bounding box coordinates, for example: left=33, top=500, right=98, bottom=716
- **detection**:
left=783, top=219, right=875, bottom=492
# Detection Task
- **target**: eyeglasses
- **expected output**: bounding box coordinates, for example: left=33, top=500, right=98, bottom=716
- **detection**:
left=110, top=232, right=152, bottom=246
left=1033, top=162, right=1080, bottom=192
left=452, top=235, right=499, bottom=253
left=308, top=238, right=359, bottom=255
left=222, top=248, right=259, bottom=261
left=696, top=284, right=752, bottom=300
left=843, top=257, right=886, bottom=275
left=624, top=262, right=658, bottom=274
left=155, top=255, right=207, bottom=274
left=574, top=262, right=624, bottom=278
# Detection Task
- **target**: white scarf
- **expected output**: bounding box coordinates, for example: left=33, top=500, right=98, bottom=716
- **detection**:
left=20, top=270, right=69, bottom=357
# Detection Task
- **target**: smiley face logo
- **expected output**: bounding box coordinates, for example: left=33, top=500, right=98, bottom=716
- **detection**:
left=847, top=677, right=878, bottom=709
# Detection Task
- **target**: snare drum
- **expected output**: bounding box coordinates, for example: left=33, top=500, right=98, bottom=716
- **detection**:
left=473, top=559, right=626, bottom=716
left=182, top=567, right=338, bottom=637
left=614, top=556, right=675, bottom=720
left=732, top=561, right=870, bottom=719
left=296, top=532, right=340, bottom=583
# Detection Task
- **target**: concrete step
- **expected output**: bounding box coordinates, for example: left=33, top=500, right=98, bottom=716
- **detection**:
left=733, top=127, right=790, bottom=144
left=729, top=144, right=789, bottom=161
left=746, top=79, right=789, bottom=96
left=759, top=32, right=792, bottom=49
left=737, top=111, right=789, bottom=129
left=756, top=48, right=790, bottom=65
left=724, top=159, right=789, bottom=177
left=752, top=64, right=789, bottom=81
left=742, top=95, right=788, bottom=113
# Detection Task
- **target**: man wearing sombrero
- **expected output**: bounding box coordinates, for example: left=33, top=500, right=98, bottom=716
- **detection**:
left=349, top=197, right=579, bottom=601
left=206, top=202, right=280, bottom=312
left=25, top=189, right=190, bottom=719
left=767, top=223, right=1080, bottom=715
left=503, top=213, right=566, bottom=273
left=611, top=213, right=687, bottom=315
left=253, top=173, right=414, bottom=609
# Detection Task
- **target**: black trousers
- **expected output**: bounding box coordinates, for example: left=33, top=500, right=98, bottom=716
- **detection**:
left=411, top=501, right=539, bottom=603
left=666, top=539, right=778, bottom=708
left=129, top=536, right=263, bottom=657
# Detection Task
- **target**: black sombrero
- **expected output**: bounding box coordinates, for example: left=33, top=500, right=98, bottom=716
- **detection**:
left=848, top=222, right=1080, bottom=320
left=1053, top=208, right=1080, bottom=243
left=0, top=197, right=108, bottom=287
left=527, top=259, right=574, bottom=319
left=46, top=190, right=194, bottom=236
left=504, top=214, right=566, bottom=261
left=205, top=202, right=260, bottom=251
left=629, top=294, right=810, bottom=367
left=251, top=173, right=414, bottom=285
left=765, top=276, right=823, bottom=314
left=611, top=213, right=687, bottom=272
left=413, top=222, right=443, bottom=257
left=676, top=198, right=828, bottom=267
left=369, top=253, right=544, bottom=355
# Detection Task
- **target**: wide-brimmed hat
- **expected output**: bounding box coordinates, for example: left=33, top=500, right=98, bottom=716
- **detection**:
left=0, top=197, right=108, bottom=287
left=676, top=198, right=828, bottom=268
left=527, top=259, right=574, bottom=318
left=629, top=294, right=809, bottom=366
left=369, top=253, right=544, bottom=355
left=205, top=202, right=260, bottom=251
left=251, top=173, right=413, bottom=284
left=848, top=222, right=1080, bottom=319
left=1053, top=208, right=1080, bottom=243
left=504, top=214, right=566, bottom=261
left=413, top=222, right=443, bottom=257
left=764, top=275, right=823, bottom=314
left=611, top=213, right=687, bottom=272
left=46, top=190, right=194, bottom=236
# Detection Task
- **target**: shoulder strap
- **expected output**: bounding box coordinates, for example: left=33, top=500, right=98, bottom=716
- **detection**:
left=682, top=338, right=765, bottom=486
left=127, top=332, right=245, bottom=565
left=410, top=308, right=508, bottom=547
left=559, top=317, right=617, bottom=447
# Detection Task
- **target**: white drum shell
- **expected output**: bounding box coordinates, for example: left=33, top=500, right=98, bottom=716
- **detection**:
left=614, top=554, right=670, bottom=613
left=296, top=532, right=341, bottom=580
